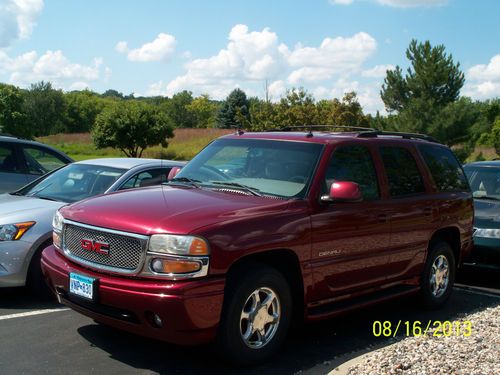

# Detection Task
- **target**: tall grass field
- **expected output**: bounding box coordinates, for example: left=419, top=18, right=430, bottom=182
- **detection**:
left=37, top=128, right=233, bottom=161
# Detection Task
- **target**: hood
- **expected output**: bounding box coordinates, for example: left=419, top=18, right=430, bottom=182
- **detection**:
left=60, top=185, right=291, bottom=235
left=474, top=199, right=500, bottom=229
left=0, top=193, right=65, bottom=224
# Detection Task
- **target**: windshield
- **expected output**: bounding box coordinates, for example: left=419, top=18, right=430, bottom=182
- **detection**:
left=174, top=138, right=323, bottom=199
left=20, top=163, right=126, bottom=203
left=464, top=166, right=500, bottom=200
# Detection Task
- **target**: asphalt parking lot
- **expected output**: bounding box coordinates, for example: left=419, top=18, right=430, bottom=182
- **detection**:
left=0, top=266, right=499, bottom=375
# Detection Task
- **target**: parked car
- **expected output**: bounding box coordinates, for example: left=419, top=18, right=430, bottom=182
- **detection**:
left=463, top=161, right=500, bottom=264
left=41, top=128, right=473, bottom=364
left=0, top=157, right=185, bottom=295
left=0, top=134, right=73, bottom=193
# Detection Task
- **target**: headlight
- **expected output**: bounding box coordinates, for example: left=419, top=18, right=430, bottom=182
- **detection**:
left=0, top=222, right=36, bottom=241
left=474, top=228, right=500, bottom=238
left=52, top=210, right=64, bottom=232
left=149, top=234, right=209, bottom=256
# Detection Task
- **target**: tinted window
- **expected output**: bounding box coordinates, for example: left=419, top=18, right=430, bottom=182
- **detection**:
left=418, top=144, right=468, bottom=192
left=120, top=168, right=170, bottom=190
left=324, top=145, right=379, bottom=200
left=464, top=166, right=500, bottom=199
left=0, top=144, right=20, bottom=173
left=380, top=147, right=425, bottom=197
left=22, top=146, right=68, bottom=175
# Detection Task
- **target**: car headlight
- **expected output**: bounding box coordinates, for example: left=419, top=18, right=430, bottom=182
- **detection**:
left=0, top=222, right=36, bottom=241
left=52, top=210, right=64, bottom=232
left=149, top=234, right=209, bottom=256
left=474, top=228, right=500, bottom=238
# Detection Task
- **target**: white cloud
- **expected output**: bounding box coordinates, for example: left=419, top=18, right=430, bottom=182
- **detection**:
left=0, top=49, right=109, bottom=90
left=0, top=0, right=43, bottom=47
left=361, top=64, right=395, bottom=78
left=115, top=33, right=176, bottom=62
left=464, top=55, right=500, bottom=99
left=376, top=0, right=447, bottom=7
left=286, top=32, right=377, bottom=84
left=329, top=0, right=354, bottom=5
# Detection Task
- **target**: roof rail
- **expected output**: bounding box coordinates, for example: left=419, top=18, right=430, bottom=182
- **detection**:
left=357, top=130, right=439, bottom=143
left=0, top=133, right=20, bottom=139
left=276, top=125, right=374, bottom=132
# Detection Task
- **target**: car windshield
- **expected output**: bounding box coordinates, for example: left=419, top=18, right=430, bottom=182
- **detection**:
left=173, top=138, right=323, bottom=199
left=464, top=166, right=500, bottom=200
left=19, top=163, right=126, bottom=203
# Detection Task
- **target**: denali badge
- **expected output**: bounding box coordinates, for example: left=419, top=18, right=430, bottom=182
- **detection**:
left=81, top=239, right=110, bottom=255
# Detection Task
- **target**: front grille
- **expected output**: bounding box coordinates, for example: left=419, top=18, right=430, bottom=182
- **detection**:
left=63, top=223, right=146, bottom=272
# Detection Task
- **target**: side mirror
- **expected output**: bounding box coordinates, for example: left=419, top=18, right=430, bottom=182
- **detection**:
left=167, top=167, right=182, bottom=181
left=321, top=181, right=362, bottom=203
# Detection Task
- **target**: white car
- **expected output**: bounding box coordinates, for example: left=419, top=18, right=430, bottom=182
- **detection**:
left=0, top=158, right=185, bottom=295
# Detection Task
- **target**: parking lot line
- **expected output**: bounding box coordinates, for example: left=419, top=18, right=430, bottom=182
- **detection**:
left=0, top=308, right=71, bottom=321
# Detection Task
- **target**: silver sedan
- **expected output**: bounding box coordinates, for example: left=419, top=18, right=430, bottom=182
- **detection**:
left=0, top=157, right=185, bottom=295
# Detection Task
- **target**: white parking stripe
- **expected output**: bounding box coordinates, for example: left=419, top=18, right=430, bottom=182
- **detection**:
left=0, top=308, right=71, bottom=321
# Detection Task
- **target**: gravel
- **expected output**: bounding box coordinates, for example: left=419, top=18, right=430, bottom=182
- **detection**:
left=346, top=304, right=500, bottom=375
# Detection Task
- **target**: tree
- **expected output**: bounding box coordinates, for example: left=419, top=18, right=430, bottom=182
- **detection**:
left=92, top=101, right=174, bottom=158
left=23, top=81, right=66, bottom=136
left=491, top=118, right=500, bottom=156
left=0, top=83, right=30, bottom=138
left=186, top=94, right=218, bottom=128
left=64, top=90, right=105, bottom=133
left=163, top=90, right=196, bottom=128
left=381, top=40, right=465, bottom=113
left=217, top=88, right=250, bottom=128
left=274, top=88, right=316, bottom=126
left=315, top=92, right=369, bottom=128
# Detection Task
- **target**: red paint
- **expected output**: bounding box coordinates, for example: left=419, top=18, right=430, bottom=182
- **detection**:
left=81, top=239, right=110, bottom=255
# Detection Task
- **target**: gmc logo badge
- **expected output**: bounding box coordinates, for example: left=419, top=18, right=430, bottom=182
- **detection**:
left=81, top=239, right=110, bottom=255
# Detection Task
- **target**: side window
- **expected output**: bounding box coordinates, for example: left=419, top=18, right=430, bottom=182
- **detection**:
left=22, top=146, right=68, bottom=175
left=324, top=145, right=380, bottom=200
left=418, top=144, right=468, bottom=192
left=380, top=147, right=425, bottom=197
left=0, top=144, right=21, bottom=173
left=119, top=168, right=170, bottom=190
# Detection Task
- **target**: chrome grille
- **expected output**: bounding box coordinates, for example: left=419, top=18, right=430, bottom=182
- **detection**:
left=63, top=223, right=146, bottom=272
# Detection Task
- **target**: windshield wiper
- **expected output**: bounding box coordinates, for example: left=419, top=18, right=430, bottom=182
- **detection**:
left=26, top=183, right=53, bottom=197
left=36, top=195, right=60, bottom=202
left=209, top=181, right=262, bottom=196
left=166, top=177, right=201, bottom=188
left=474, top=195, right=500, bottom=201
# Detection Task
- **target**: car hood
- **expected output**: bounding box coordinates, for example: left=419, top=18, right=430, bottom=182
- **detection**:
left=60, top=185, right=291, bottom=235
left=474, top=199, right=500, bottom=229
left=0, top=193, right=65, bottom=224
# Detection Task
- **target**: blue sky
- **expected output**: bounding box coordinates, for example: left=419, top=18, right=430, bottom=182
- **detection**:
left=0, top=0, right=499, bottom=113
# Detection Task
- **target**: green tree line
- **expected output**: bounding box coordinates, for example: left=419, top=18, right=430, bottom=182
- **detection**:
left=0, top=39, right=499, bottom=160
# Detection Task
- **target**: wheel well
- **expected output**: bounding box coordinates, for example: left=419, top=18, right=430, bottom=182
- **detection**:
left=226, top=250, right=305, bottom=323
left=430, top=227, right=461, bottom=267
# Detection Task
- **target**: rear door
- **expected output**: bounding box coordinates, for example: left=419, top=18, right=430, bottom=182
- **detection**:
left=310, top=144, right=392, bottom=301
left=0, top=142, right=28, bottom=192
left=378, top=145, right=436, bottom=281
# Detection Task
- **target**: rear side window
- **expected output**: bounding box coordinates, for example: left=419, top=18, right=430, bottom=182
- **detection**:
left=380, top=147, right=425, bottom=197
left=22, top=146, right=68, bottom=175
left=0, top=144, right=20, bottom=173
left=418, top=144, right=468, bottom=192
left=325, top=145, right=379, bottom=200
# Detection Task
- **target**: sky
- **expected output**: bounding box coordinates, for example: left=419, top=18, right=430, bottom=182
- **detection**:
left=0, top=0, right=499, bottom=114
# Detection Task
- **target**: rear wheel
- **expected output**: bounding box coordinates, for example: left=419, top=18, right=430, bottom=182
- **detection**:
left=420, top=241, right=455, bottom=309
left=217, top=265, right=292, bottom=365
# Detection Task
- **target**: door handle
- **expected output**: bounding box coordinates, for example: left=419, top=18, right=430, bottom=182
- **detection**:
left=424, top=207, right=433, bottom=217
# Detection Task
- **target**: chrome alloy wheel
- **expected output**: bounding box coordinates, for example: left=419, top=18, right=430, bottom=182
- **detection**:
left=239, top=287, right=281, bottom=349
left=430, top=254, right=450, bottom=298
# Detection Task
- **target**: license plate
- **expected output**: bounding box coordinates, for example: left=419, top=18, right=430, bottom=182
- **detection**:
left=69, top=273, right=95, bottom=300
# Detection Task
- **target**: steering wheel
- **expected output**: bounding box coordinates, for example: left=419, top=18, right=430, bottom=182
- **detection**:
left=288, top=176, right=306, bottom=183
left=200, top=165, right=230, bottom=181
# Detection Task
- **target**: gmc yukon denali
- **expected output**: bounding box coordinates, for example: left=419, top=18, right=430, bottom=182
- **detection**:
left=41, top=128, right=473, bottom=364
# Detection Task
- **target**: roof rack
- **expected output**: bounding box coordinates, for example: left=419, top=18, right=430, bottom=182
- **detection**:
left=357, top=130, right=439, bottom=143
left=272, top=125, right=374, bottom=132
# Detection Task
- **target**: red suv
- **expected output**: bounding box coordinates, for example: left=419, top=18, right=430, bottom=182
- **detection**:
left=41, top=128, right=473, bottom=364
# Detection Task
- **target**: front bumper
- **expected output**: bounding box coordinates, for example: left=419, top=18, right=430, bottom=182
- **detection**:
left=0, top=240, right=33, bottom=287
left=41, top=245, right=225, bottom=345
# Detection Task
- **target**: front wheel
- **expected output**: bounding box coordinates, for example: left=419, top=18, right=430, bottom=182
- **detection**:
left=217, top=265, right=292, bottom=365
left=420, top=241, right=455, bottom=309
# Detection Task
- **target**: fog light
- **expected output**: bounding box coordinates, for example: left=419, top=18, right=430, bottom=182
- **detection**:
left=53, top=232, right=61, bottom=249
left=150, top=258, right=201, bottom=274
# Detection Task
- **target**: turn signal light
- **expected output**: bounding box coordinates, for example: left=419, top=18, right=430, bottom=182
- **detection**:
left=151, top=258, right=201, bottom=274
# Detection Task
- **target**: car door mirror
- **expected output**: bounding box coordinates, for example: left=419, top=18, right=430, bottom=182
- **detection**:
left=321, top=181, right=363, bottom=203
left=167, top=167, right=182, bottom=181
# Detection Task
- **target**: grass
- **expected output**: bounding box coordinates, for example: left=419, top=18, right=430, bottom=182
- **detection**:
left=37, top=128, right=233, bottom=161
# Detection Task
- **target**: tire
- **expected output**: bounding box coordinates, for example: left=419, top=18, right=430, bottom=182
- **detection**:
left=217, top=264, right=292, bottom=365
left=27, top=245, right=54, bottom=300
left=420, top=241, right=455, bottom=309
